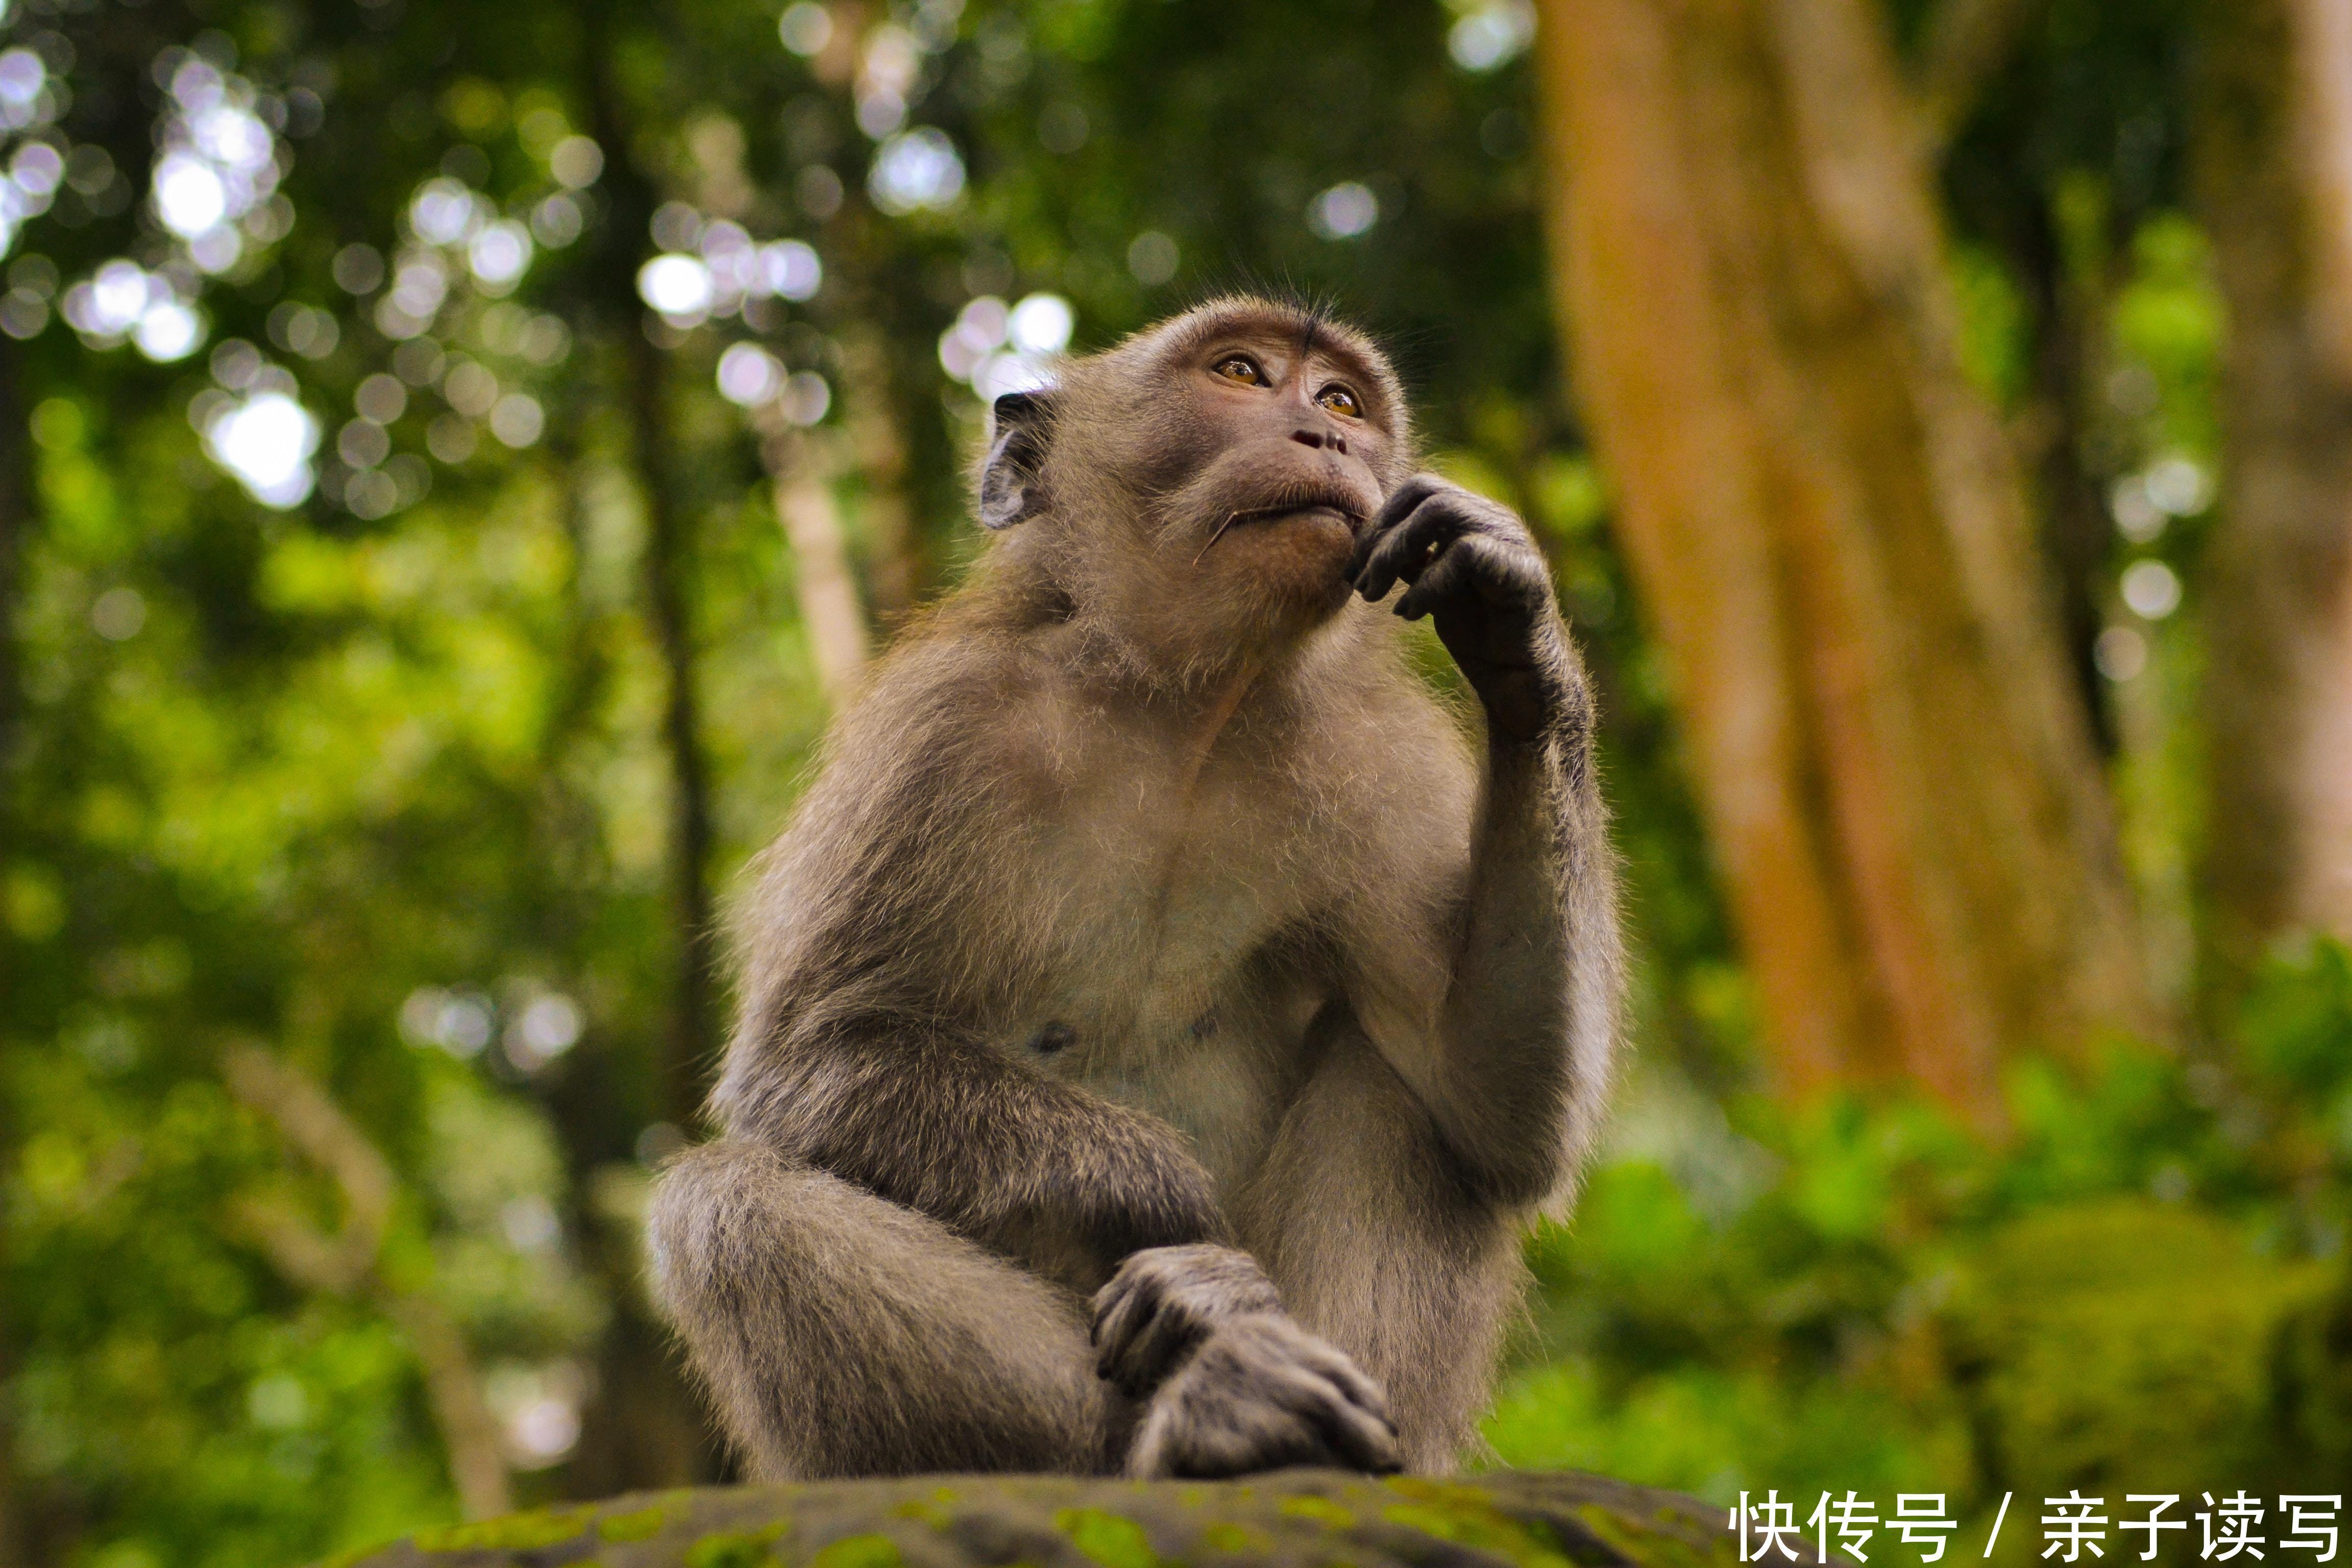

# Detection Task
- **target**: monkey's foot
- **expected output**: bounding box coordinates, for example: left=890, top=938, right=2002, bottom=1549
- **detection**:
left=1124, top=1313, right=1403, bottom=1479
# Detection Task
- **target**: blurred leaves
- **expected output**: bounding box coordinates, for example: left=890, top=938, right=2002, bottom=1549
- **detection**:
left=1487, top=941, right=2352, bottom=1513
left=0, top=0, right=2335, bottom=1562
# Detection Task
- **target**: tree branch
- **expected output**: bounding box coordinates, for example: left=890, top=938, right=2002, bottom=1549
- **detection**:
left=223, top=1044, right=514, bottom=1520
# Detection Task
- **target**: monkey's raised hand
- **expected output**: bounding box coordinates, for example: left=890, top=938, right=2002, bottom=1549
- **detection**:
left=1123, top=1314, right=1403, bottom=1479
left=1348, top=473, right=1573, bottom=747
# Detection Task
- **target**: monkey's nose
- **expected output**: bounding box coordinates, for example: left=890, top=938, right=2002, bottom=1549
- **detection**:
left=1291, top=428, right=1349, bottom=455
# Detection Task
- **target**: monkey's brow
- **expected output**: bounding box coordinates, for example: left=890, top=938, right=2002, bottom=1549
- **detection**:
left=1174, top=317, right=1389, bottom=401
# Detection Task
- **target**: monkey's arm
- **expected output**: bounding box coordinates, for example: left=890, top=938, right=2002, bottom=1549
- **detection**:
left=718, top=1002, right=1231, bottom=1292
left=1349, top=474, right=1621, bottom=1209
left=727, top=997, right=1400, bottom=1469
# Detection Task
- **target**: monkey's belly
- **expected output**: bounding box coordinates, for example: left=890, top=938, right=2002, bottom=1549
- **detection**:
left=1022, top=973, right=1325, bottom=1195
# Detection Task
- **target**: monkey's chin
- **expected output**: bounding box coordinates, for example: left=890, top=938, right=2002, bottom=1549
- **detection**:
left=1221, top=507, right=1358, bottom=624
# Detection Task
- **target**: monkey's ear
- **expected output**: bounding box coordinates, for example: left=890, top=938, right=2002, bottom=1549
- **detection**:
left=978, top=389, right=1056, bottom=530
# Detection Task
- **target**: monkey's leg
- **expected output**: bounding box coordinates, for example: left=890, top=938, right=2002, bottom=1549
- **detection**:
left=1238, top=1036, right=1527, bottom=1474
left=648, top=1138, right=1125, bottom=1479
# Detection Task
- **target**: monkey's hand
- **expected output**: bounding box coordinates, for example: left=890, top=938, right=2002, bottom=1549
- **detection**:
left=1121, top=1312, right=1403, bottom=1479
left=1091, top=1244, right=1283, bottom=1399
left=1349, top=473, right=1573, bottom=747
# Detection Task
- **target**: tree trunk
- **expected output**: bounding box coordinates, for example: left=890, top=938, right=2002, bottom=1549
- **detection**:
left=0, top=333, right=23, bottom=781
left=563, top=7, right=733, bottom=1500
left=1531, top=0, right=2153, bottom=1116
left=2196, top=0, right=2352, bottom=993
left=586, top=11, right=719, bottom=1134
left=753, top=418, right=871, bottom=703
left=837, top=324, right=921, bottom=625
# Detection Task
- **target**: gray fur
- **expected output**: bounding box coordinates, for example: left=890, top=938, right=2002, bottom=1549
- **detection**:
left=647, top=298, right=1622, bottom=1480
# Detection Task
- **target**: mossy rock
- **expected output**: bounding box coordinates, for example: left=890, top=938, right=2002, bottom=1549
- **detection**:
left=1941, top=1196, right=2339, bottom=1491
left=326, top=1468, right=1746, bottom=1568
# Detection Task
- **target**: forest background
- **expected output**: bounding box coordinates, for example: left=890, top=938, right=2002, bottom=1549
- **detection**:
left=4, top=0, right=2352, bottom=1563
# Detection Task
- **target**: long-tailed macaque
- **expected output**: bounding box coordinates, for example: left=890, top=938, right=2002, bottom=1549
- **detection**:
left=648, top=297, right=1620, bottom=1481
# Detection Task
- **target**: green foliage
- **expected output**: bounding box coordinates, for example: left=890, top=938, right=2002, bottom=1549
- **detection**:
left=0, top=0, right=2328, bottom=1564
left=1486, top=941, right=2352, bottom=1510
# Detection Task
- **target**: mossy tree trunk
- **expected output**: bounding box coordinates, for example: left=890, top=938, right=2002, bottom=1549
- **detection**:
left=1530, top=0, right=2154, bottom=1119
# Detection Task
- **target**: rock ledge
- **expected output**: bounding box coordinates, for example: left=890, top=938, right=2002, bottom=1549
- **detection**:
left=325, top=1468, right=1736, bottom=1568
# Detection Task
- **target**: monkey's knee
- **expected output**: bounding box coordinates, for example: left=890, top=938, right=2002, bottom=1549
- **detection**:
left=646, top=1139, right=1117, bottom=1478
left=643, top=1138, right=791, bottom=1326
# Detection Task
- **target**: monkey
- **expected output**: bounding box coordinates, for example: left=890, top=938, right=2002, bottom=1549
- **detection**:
left=646, top=296, right=1620, bottom=1482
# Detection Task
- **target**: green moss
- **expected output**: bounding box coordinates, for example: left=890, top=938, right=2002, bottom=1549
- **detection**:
left=685, top=1523, right=789, bottom=1568
left=1279, top=1497, right=1359, bottom=1530
left=1054, top=1506, right=1165, bottom=1568
left=1383, top=1504, right=1574, bottom=1568
left=1944, top=1197, right=2332, bottom=1492
left=1573, top=1503, right=1728, bottom=1568
left=1383, top=1478, right=1493, bottom=1507
left=804, top=1531, right=905, bottom=1568
left=1377, top=1484, right=1580, bottom=1568
left=413, top=1508, right=589, bottom=1553
left=902, top=1494, right=976, bottom=1531
left=599, top=1504, right=673, bottom=1542
left=1201, top=1522, right=1267, bottom=1553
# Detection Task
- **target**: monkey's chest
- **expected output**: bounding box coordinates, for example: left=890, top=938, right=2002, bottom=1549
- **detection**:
left=1010, top=789, right=1335, bottom=1188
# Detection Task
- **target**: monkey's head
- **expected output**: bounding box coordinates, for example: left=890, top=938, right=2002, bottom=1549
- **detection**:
left=976, top=297, right=1412, bottom=672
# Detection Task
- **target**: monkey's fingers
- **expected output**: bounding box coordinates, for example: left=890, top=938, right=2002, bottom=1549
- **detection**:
left=1270, top=1332, right=1399, bottom=1430
left=1118, top=1293, right=1223, bottom=1394
left=1262, top=1361, right=1405, bottom=1476
left=1353, top=493, right=1479, bottom=604
left=1393, top=531, right=1547, bottom=624
left=1093, top=1283, right=1188, bottom=1394
left=1090, top=1268, right=1165, bottom=1384
left=1093, top=1247, right=1282, bottom=1396
left=1348, top=473, right=1451, bottom=579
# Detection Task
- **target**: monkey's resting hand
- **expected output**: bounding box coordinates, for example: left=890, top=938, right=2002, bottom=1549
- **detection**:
left=1348, top=473, right=1575, bottom=747
left=1097, top=1247, right=1400, bottom=1479
left=1121, top=1313, right=1403, bottom=1479
left=1091, top=1244, right=1285, bottom=1398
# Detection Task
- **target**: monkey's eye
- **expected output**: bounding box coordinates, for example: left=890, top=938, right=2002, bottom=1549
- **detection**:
left=1211, top=355, right=1265, bottom=386
left=1316, top=384, right=1363, bottom=419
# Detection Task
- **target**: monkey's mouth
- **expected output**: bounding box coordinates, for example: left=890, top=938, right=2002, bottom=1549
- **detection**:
left=1193, top=493, right=1368, bottom=562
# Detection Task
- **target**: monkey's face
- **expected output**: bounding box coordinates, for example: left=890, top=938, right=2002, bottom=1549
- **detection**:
left=981, top=299, right=1411, bottom=660
left=1118, top=307, right=1403, bottom=638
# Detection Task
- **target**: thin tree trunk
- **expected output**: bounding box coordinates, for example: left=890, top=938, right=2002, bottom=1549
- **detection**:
left=753, top=416, right=870, bottom=703
left=1533, top=0, right=2153, bottom=1117
left=587, top=16, right=718, bottom=1133
left=558, top=11, right=733, bottom=1500
left=837, top=324, right=920, bottom=623
left=541, top=429, right=729, bottom=1498
left=626, top=342, right=719, bottom=1131
left=2196, top=0, right=2352, bottom=992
